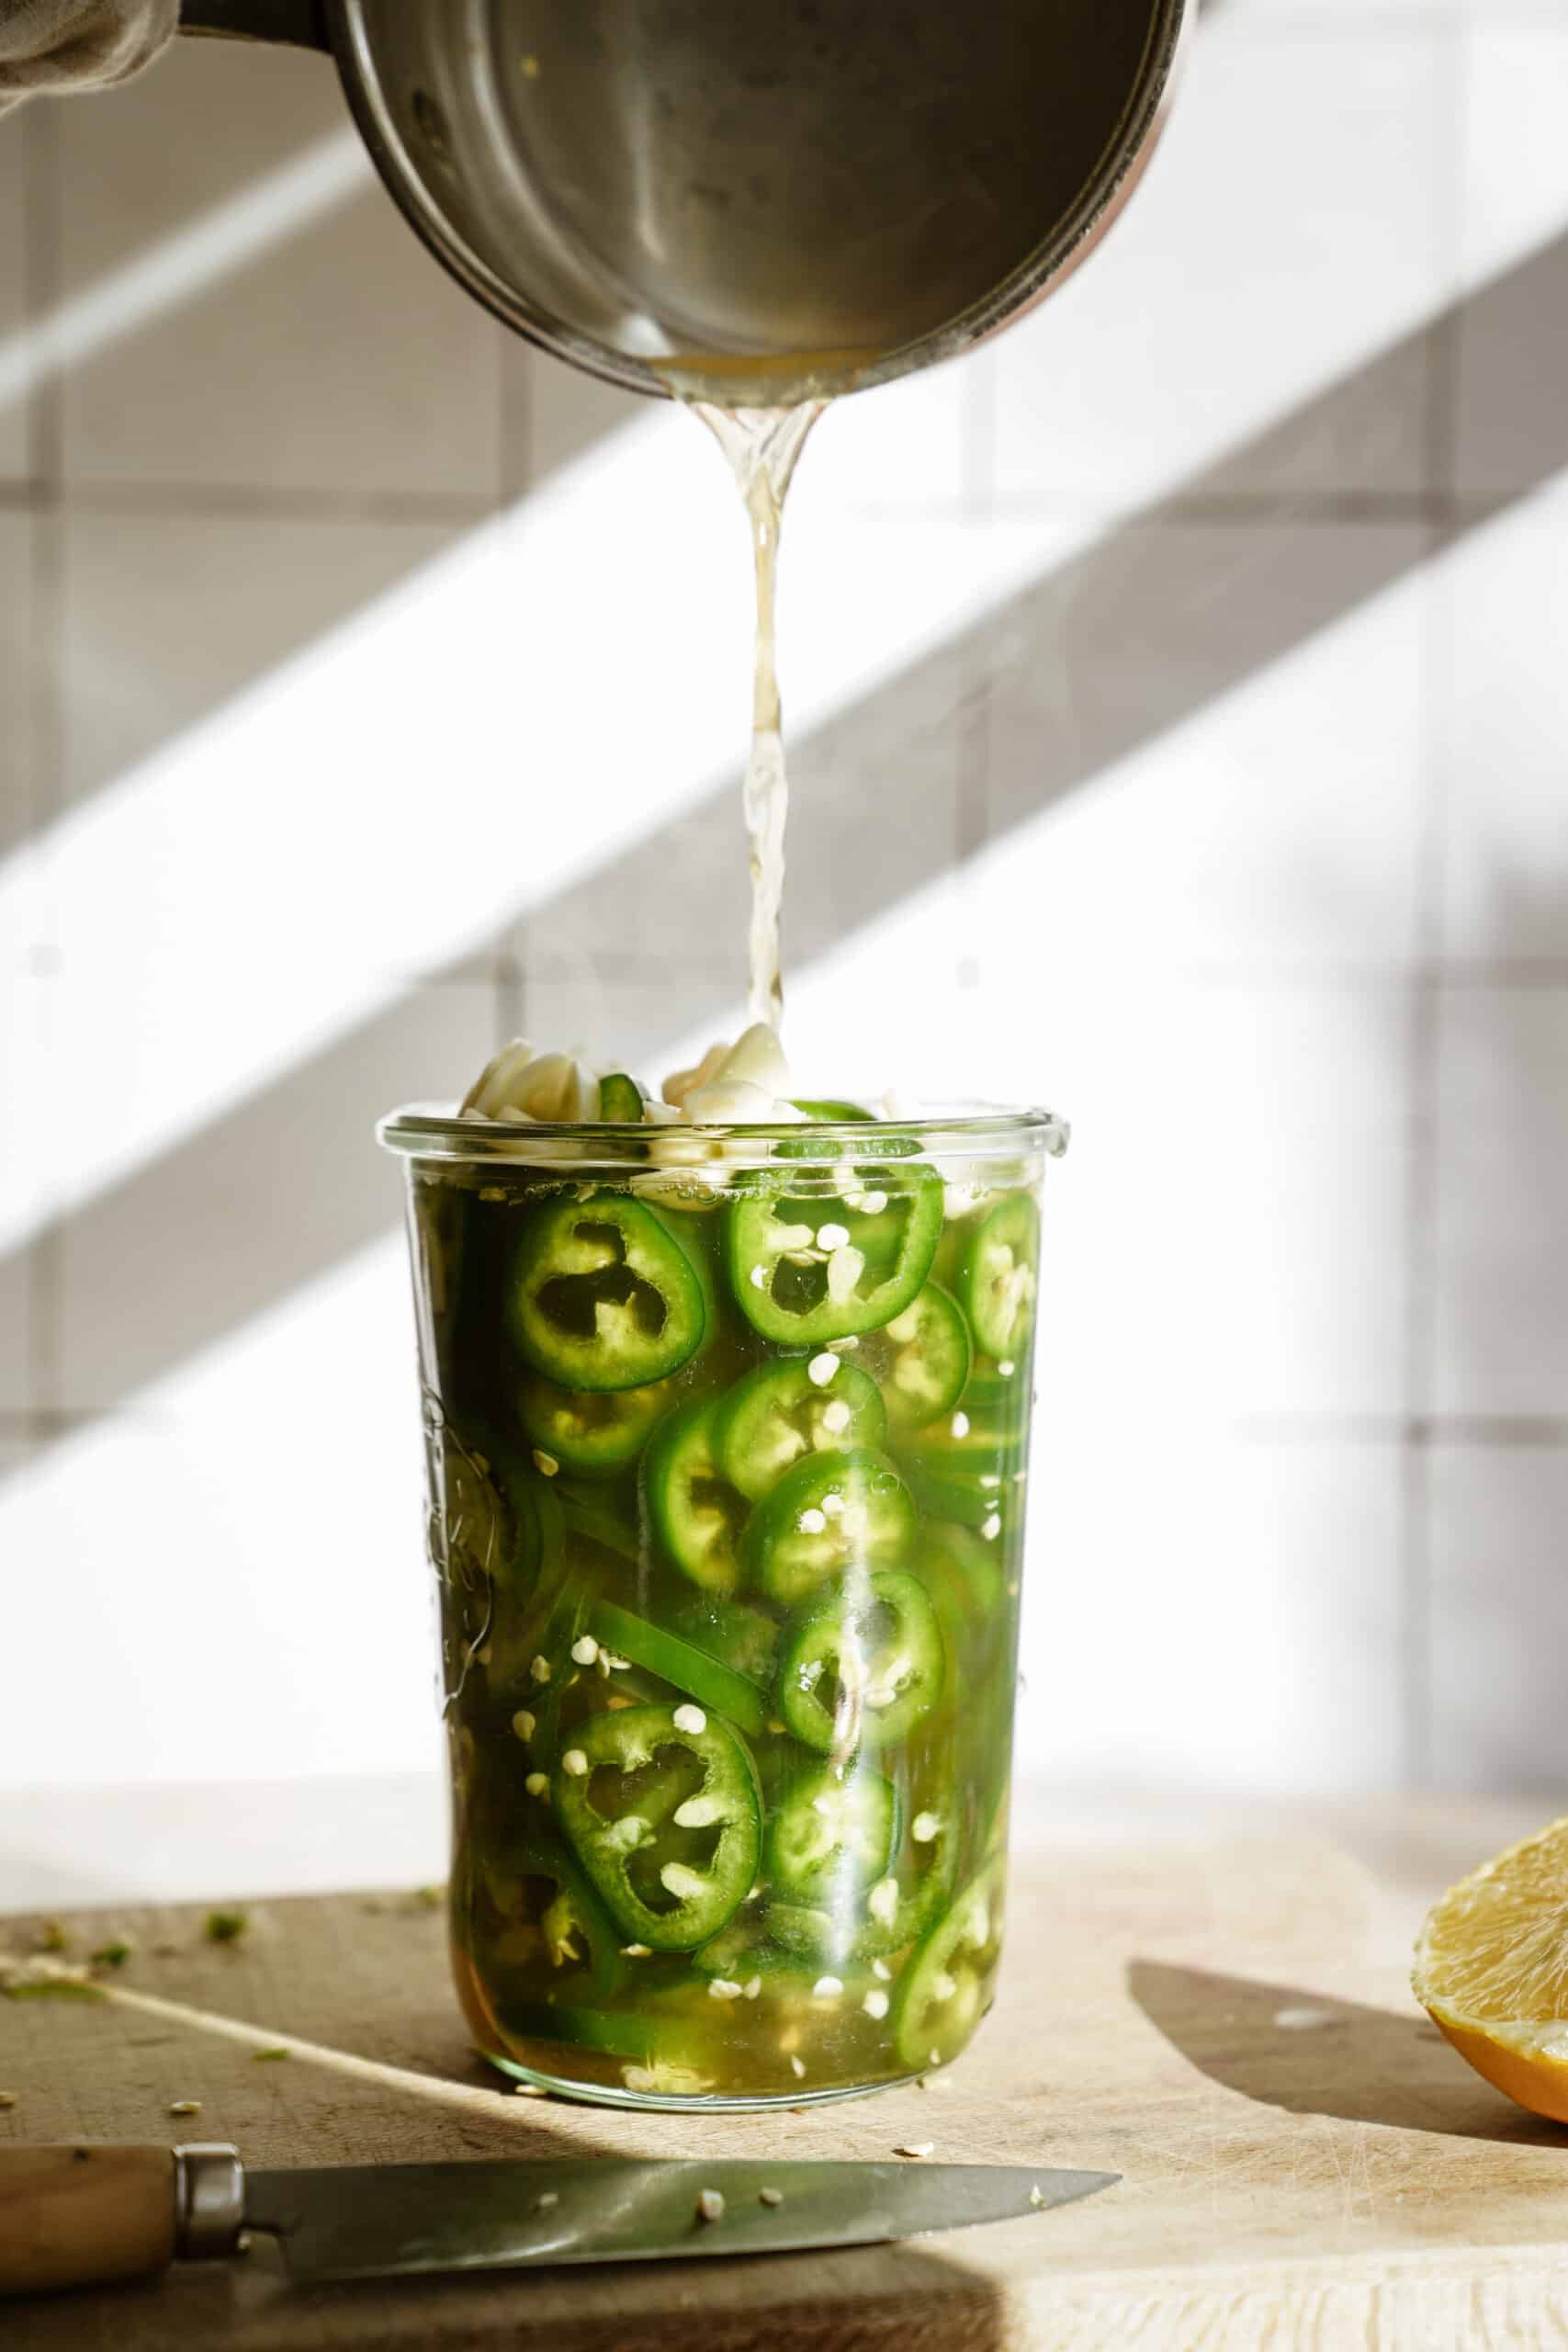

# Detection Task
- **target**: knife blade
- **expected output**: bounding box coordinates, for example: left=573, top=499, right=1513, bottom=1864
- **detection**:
left=0, top=2143, right=1117, bottom=2295
left=245, top=2154, right=1119, bottom=2282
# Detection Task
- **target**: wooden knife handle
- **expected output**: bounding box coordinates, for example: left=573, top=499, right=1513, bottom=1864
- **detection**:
left=0, top=2143, right=243, bottom=2296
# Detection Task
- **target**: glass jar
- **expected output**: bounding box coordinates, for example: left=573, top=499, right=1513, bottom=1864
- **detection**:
left=378, top=1102, right=1064, bottom=2109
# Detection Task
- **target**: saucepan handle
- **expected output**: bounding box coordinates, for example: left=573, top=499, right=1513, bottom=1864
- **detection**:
left=0, top=2142, right=244, bottom=2296
left=178, top=0, right=331, bottom=51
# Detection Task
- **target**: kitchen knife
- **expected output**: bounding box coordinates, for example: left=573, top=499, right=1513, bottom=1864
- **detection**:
left=0, top=2142, right=1118, bottom=2294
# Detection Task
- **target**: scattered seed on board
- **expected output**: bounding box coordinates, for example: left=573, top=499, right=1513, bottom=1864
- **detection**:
left=759, top=2187, right=784, bottom=2208
left=513, top=2084, right=549, bottom=2098
left=697, top=2188, right=726, bottom=2224
left=895, top=2142, right=934, bottom=2160
left=168, top=2100, right=202, bottom=2118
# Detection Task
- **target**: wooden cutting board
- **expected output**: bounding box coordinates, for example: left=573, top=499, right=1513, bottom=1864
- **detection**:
left=4, top=1799, right=1568, bottom=2350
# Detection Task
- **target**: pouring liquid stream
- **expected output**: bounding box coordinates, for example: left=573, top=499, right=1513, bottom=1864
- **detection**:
left=693, top=401, right=824, bottom=1035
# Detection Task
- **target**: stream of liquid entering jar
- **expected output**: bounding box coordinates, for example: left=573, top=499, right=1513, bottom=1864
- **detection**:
left=692, top=401, right=824, bottom=1033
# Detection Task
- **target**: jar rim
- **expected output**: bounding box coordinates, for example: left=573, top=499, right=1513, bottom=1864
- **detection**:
left=378, top=1098, right=1068, bottom=1166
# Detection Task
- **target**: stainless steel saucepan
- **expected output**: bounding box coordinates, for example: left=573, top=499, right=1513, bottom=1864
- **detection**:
left=180, top=0, right=1190, bottom=402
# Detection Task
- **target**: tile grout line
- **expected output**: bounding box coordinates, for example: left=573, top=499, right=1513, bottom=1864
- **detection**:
left=1399, top=7, right=1469, bottom=1798
left=16, top=481, right=504, bottom=525
left=496, top=334, right=528, bottom=1044
left=956, top=343, right=994, bottom=922
left=21, top=100, right=64, bottom=1447
left=0, top=483, right=1530, bottom=531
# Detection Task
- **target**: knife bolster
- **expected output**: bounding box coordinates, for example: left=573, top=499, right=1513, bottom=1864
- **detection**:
left=175, top=2143, right=246, bottom=2260
left=0, top=2143, right=184, bottom=2295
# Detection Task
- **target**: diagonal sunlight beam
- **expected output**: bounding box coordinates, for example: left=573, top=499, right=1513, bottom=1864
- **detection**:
left=0, top=406, right=1082, bottom=1250
left=4, top=222, right=1565, bottom=1457
left=0, top=125, right=368, bottom=415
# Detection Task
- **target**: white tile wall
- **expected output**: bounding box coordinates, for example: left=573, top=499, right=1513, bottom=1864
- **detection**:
left=1436, top=488, right=1568, bottom=968
left=1430, top=989, right=1568, bottom=1419
left=0, top=511, right=33, bottom=843
left=53, top=978, right=500, bottom=1412
left=1429, top=1447, right=1568, bottom=1795
left=988, top=19, right=1446, bottom=507
left=0, top=122, right=28, bottom=482
left=59, top=509, right=472, bottom=802
left=1021, top=981, right=1413, bottom=1426
left=54, top=45, right=504, bottom=499
left=0, top=1381, right=436, bottom=1783
left=1, top=0, right=1566, bottom=1806
left=1019, top=1432, right=1405, bottom=1794
left=967, top=523, right=1430, bottom=981
left=0, top=956, right=45, bottom=1410
left=0, top=514, right=47, bottom=1413
left=1454, top=26, right=1568, bottom=497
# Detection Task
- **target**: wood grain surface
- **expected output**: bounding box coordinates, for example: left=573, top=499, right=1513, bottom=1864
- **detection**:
left=3, top=1797, right=1566, bottom=2349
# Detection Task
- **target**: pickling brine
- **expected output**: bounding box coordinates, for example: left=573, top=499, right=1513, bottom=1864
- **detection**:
left=380, top=1105, right=1060, bottom=2108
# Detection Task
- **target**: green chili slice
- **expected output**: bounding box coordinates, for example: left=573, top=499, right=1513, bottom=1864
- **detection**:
left=746, top=1447, right=916, bottom=1608
left=765, top=1762, right=899, bottom=1905
left=774, top=1566, right=944, bottom=1754
left=958, top=1195, right=1039, bottom=1363
left=714, top=1356, right=887, bottom=1501
left=508, top=1194, right=705, bottom=1392
left=873, top=1282, right=972, bottom=1431
left=598, top=1073, right=645, bottom=1124
left=590, top=1598, right=770, bottom=1738
left=728, top=1166, right=942, bottom=1345
left=551, top=1702, right=761, bottom=1952
left=643, top=1396, right=750, bottom=1594
left=891, top=1864, right=1005, bottom=2071
left=516, top=1371, right=671, bottom=1476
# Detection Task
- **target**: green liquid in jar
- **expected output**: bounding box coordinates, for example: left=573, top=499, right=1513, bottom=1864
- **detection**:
left=419, top=1147, right=1040, bottom=2105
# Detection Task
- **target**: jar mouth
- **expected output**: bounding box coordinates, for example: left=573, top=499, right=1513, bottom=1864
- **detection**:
left=378, top=1099, right=1068, bottom=1167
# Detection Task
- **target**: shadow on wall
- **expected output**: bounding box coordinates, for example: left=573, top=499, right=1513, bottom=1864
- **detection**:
left=0, top=25, right=658, bottom=857
left=3, top=227, right=1566, bottom=1466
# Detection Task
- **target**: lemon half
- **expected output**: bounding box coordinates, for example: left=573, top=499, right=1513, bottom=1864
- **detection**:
left=1414, top=1814, right=1568, bottom=2123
